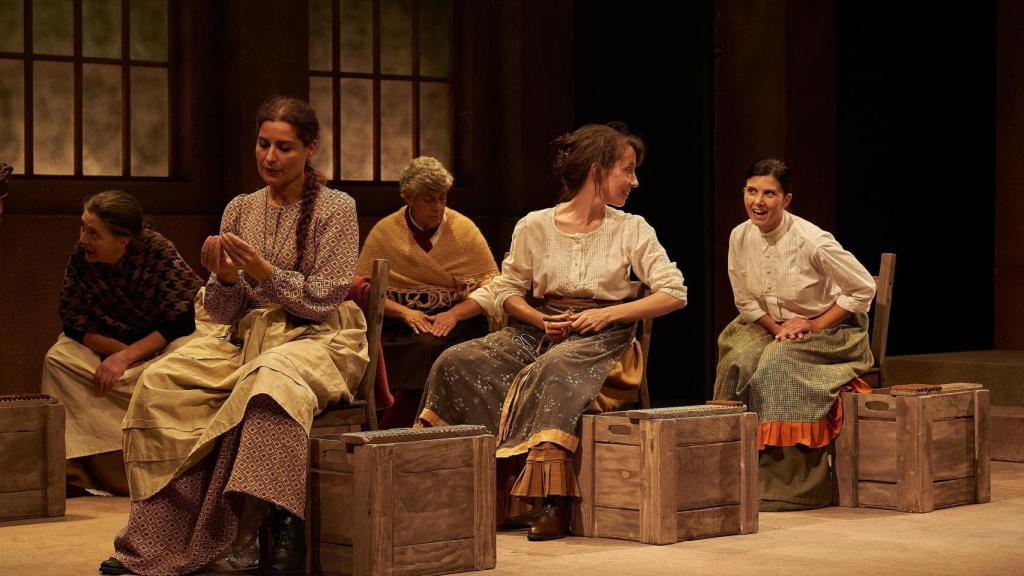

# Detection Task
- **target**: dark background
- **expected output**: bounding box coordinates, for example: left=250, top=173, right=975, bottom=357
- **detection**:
left=2, top=1, right=1021, bottom=410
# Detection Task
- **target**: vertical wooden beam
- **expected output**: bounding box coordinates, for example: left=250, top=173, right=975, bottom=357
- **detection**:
left=738, top=412, right=758, bottom=533
left=472, top=435, right=496, bottom=570
left=974, top=389, right=991, bottom=503
left=639, top=419, right=676, bottom=545
left=835, top=392, right=859, bottom=507
left=45, top=401, right=66, bottom=517
left=572, top=414, right=595, bottom=537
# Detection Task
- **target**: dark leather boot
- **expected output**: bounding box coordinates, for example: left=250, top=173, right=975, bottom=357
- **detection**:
left=262, top=507, right=305, bottom=576
left=527, top=496, right=569, bottom=541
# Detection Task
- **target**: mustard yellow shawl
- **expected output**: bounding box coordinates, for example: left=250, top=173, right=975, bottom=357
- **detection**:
left=357, top=207, right=498, bottom=311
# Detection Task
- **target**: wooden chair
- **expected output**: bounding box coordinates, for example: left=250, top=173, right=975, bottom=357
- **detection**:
left=860, top=253, right=896, bottom=388
left=309, top=258, right=390, bottom=437
left=629, top=281, right=654, bottom=409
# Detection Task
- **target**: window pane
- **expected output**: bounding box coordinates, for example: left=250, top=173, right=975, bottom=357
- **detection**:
left=33, top=0, right=73, bottom=56
left=130, top=0, right=167, bottom=61
left=339, top=0, right=372, bottom=74
left=419, top=0, right=450, bottom=77
left=0, top=59, right=24, bottom=172
left=380, top=0, right=412, bottom=75
left=419, top=82, right=450, bottom=168
left=309, top=0, right=331, bottom=72
left=309, top=77, right=333, bottom=179
left=33, top=62, right=74, bottom=174
left=83, top=64, right=122, bottom=176
left=0, top=0, right=24, bottom=53
left=84, top=0, right=122, bottom=59
left=339, top=78, right=372, bottom=181
left=380, top=80, right=411, bottom=180
left=130, top=66, right=168, bottom=176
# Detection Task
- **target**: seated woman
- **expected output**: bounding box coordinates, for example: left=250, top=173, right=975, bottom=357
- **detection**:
left=40, top=190, right=203, bottom=497
left=101, top=96, right=368, bottom=576
left=418, top=123, right=687, bottom=541
left=713, top=158, right=876, bottom=511
left=356, top=156, right=498, bottom=426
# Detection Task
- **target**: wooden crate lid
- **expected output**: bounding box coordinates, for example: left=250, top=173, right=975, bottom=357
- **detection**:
left=890, top=384, right=943, bottom=396
left=625, top=404, right=746, bottom=420
left=0, top=394, right=58, bottom=407
left=341, top=425, right=490, bottom=445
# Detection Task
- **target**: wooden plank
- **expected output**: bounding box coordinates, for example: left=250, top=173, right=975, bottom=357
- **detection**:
left=835, top=393, right=859, bottom=507
left=857, top=420, right=898, bottom=482
left=393, top=467, right=475, bottom=546
left=393, top=437, right=476, bottom=473
left=0, top=490, right=47, bottom=521
left=674, top=413, right=742, bottom=446
left=311, top=469, right=355, bottom=546
left=858, top=393, right=896, bottom=420
left=594, top=443, right=641, bottom=510
left=313, top=437, right=355, bottom=473
left=990, top=405, right=1024, bottom=462
left=0, top=430, right=46, bottom=493
left=472, top=436, right=495, bottom=571
left=931, top=418, right=975, bottom=481
left=572, top=415, right=596, bottom=536
left=393, top=538, right=475, bottom=576
left=311, top=424, right=363, bottom=439
left=856, top=481, right=897, bottom=510
left=592, top=506, right=641, bottom=542
left=676, top=505, right=741, bottom=542
left=897, top=396, right=933, bottom=513
left=312, top=541, right=354, bottom=576
left=44, top=402, right=65, bottom=517
left=0, top=405, right=48, bottom=433
left=928, top=391, right=974, bottom=421
left=933, top=477, right=976, bottom=510
left=593, top=415, right=641, bottom=446
left=676, top=441, right=740, bottom=511
left=974, top=390, right=991, bottom=503
left=738, top=413, right=758, bottom=534
left=369, top=445, right=395, bottom=576
left=640, top=419, right=676, bottom=545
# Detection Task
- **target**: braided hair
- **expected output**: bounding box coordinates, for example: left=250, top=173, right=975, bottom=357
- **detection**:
left=552, top=122, right=645, bottom=201
left=256, top=96, right=326, bottom=271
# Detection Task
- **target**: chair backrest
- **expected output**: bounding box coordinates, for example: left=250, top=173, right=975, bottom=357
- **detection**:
left=355, top=258, right=390, bottom=431
left=870, top=253, right=896, bottom=369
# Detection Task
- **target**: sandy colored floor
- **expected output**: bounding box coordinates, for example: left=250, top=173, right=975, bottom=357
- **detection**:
left=2, top=462, right=1022, bottom=576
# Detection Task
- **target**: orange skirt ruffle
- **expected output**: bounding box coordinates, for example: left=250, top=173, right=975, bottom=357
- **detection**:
left=757, top=377, right=872, bottom=450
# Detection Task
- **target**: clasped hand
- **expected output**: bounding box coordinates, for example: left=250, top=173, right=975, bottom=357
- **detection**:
left=200, top=233, right=272, bottom=283
left=774, top=316, right=816, bottom=341
left=542, top=307, right=618, bottom=344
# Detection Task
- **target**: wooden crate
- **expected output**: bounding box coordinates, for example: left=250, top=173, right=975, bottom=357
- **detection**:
left=573, top=405, right=758, bottom=545
left=0, top=394, right=65, bottom=522
left=836, top=387, right=991, bottom=512
left=308, top=425, right=495, bottom=576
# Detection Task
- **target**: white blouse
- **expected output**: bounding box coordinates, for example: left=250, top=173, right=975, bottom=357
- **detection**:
left=728, top=211, right=875, bottom=323
left=469, top=207, right=687, bottom=317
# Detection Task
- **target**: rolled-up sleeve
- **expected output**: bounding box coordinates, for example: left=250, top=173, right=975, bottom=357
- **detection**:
left=814, top=239, right=876, bottom=314
left=627, top=216, right=687, bottom=305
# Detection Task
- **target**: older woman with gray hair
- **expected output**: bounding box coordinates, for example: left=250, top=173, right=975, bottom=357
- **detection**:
left=356, top=156, right=498, bottom=426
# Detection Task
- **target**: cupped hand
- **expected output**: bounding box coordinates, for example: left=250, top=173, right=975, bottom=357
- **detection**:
left=200, top=236, right=238, bottom=283
left=220, top=233, right=273, bottom=280
left=94, top=351, right=131, bottom=394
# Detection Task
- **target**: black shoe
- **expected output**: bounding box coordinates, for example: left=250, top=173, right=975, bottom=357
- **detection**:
left=99, top=557, right=134, bottom=575
left=67, top=483, right=90, bottom=498
left=261, top=507, right=305, bottom=576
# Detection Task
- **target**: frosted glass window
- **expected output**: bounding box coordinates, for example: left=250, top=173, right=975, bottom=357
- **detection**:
left=33, top=62, right=74, bottom=174
left=339, top=0, right=372, bottom=74
left=130, top=0, right=167, bottom=61
left=380, top=80, right=411, bottom=180
left=309, top=0, right=332, bottom=72
left=380, top=0, right=412, bottom=75
left=419, top=82, right=450, bottom=168
left=84, top=0, right=122, bottom=59
left=130, top=67, right=168, bottom=176
left=419, top=0, right=450, bottom=77
left=33, top=0, right=73, bottom=56
left=83, top=64, right=123, bottom=176
left=309, top=77, right=334, bottom=178
left=0, top=0, right=24, bottom=53
left=0, top=59, right=25, bottom=172
left=339, top=78, right=373, bottom=181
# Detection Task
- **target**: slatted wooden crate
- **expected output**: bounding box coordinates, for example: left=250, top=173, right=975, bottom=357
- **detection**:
left=573, top=405, right=758, bottom=545
left=836, top=385, right=990, bottom=513
left=0, top=394, right=65, bottom=521
left=308, top=425, right=495, bottom=576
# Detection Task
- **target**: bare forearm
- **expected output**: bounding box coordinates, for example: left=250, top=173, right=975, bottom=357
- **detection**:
left=755, top=314, right=781, bottom=336
left=82, top=333, right=128, bottom=356
left=119, top=331, right=169, bottom=364
left=503, top=295, right=545, bottom=329
left=447, top=298, right=482, bottom=322
left=606, top=292, right=685, bottom=323
left=383, top=298, right=411, bottom=319
left=810, top=303, right=853, bottom=332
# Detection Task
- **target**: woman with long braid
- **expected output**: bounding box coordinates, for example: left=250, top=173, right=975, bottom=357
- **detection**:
left=100, top=96, right=367, bottom=576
